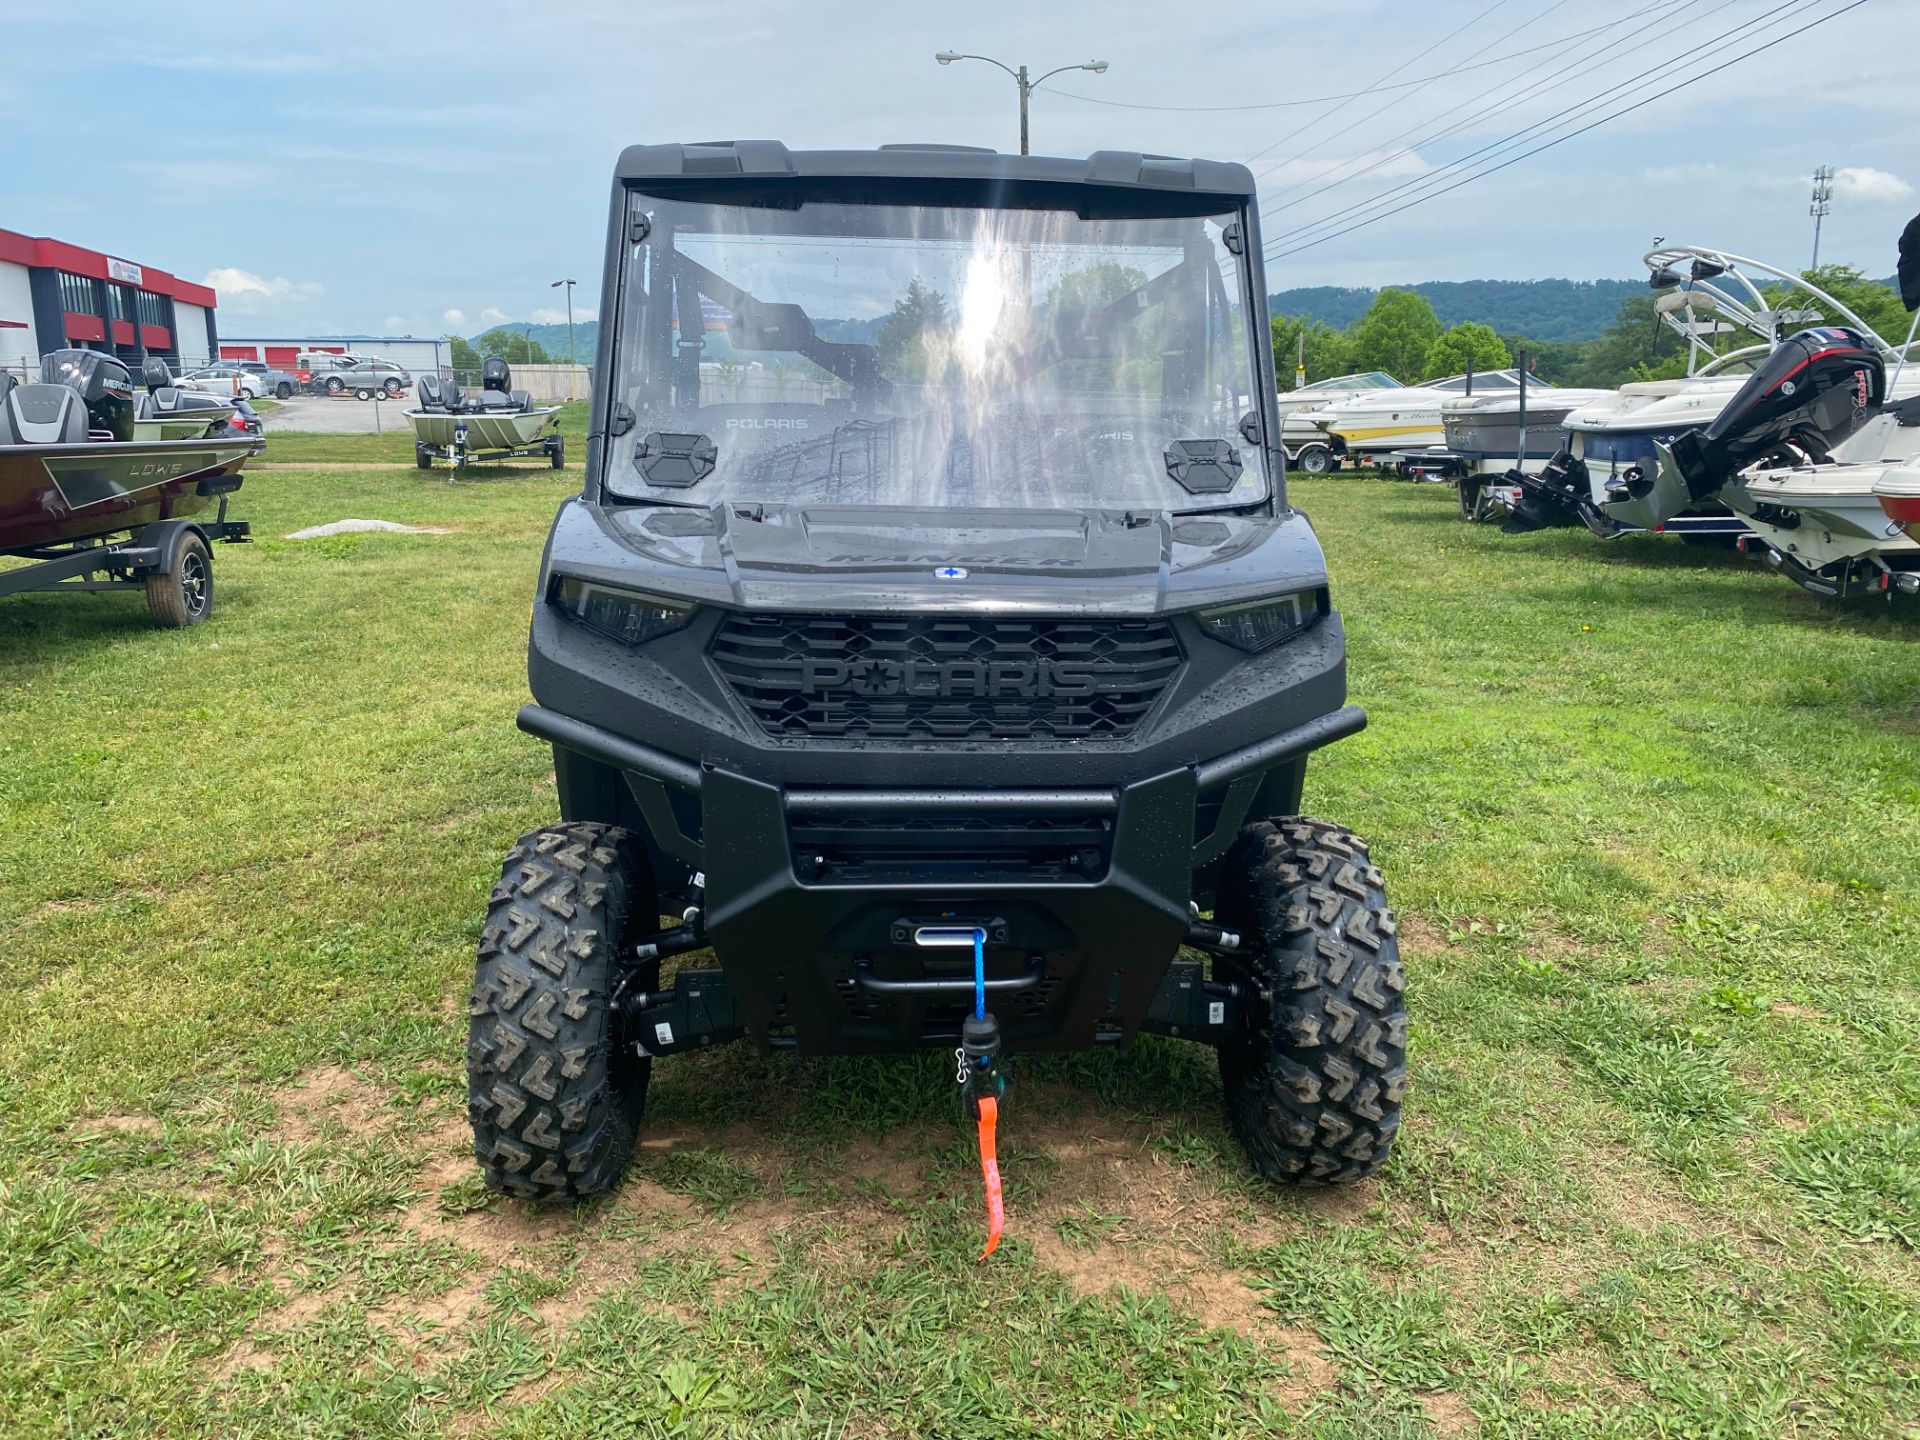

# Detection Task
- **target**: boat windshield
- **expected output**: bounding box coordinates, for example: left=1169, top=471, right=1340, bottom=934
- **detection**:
left=606, top=191, right=1266, bottom=512
left=1299, top=371, right=1400, bottom=392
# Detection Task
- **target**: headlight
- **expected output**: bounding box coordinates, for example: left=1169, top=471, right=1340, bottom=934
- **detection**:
left=552, top=577, right=694, bottom=645
left=1195, top=591, right=1320, bottom=652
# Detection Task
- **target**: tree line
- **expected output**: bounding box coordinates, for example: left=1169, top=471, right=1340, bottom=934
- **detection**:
left=1273, top=265, right=1910, bottom=392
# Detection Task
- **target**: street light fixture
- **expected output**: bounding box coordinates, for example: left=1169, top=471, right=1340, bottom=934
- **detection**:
left=550, top=277, right=577, bottom=402
left=933, top=52, right=1109, bottom=155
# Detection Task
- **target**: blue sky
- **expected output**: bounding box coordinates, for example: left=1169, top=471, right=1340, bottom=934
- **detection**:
left=2, top=0, right=1912, bottom=338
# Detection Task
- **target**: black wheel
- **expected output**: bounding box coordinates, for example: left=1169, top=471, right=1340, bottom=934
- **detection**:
left=1294, top=445, right=1333, bottom=475
left=549, top=437, right=565, bottom=470
left=1213, top=817, right=1406, bottom=1183
left=275, top=382, right=293, bottom=399
left=415, top=443, right=432, bottom=470
left=468, top=822, right=655, bottom=1202
left=385, top=378, right=405, bottom=397
left=324, top=376, right=344, bottom=395
left=144, top=530, right=213, bottom=628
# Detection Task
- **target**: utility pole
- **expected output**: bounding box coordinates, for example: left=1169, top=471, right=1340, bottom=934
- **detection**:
left=1810, top=165, right=1834, bottom=271
left=550, top=278, right=577, bottom=402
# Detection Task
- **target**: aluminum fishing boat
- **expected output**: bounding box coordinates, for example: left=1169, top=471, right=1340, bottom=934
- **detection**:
left=406, top=357, right=563, bottom=471
left=1, top=351, right=257, bottom=626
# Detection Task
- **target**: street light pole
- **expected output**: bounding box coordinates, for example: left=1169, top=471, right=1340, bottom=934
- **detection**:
left=934, top=52, right=1109, bottom=155
left=550, top=278, right=577, bottom=402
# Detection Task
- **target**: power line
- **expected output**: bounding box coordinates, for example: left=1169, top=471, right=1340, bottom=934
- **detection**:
left=1030, top=16, right=1639, bottom=114
left=1256, top=0, right=1699, bottom=219
left=1240, top=0, right=1521, bottom=170
left=1264, top=0, right=1870, bottom=262
left=1262, top=0, right=1781, bottom=253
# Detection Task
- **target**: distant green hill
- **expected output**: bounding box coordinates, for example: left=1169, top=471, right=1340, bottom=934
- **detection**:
left=489, top=279, right=1648, bottom=361
left=1269, top=278, right=1642, bottom=342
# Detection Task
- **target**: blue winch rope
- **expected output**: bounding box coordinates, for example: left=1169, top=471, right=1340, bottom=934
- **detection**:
left=972, top=928, right=987, bottom=1021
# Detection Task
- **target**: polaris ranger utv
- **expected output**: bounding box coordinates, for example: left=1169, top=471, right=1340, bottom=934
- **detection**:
left=469, top=142, right=1405, bottom=1228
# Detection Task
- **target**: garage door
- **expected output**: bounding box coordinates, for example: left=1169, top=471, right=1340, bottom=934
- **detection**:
left=265, top=346, right=300, bottom=368
left=220, top=344, right=260, bottom=360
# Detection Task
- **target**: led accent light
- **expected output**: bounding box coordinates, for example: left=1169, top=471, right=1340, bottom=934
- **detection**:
left=1195, top=591, right=1318, bottom=652
left=552, top=577, right=694, bottom=646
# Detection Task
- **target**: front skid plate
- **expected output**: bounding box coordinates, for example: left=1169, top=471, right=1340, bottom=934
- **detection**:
left=698, top=766, right=1197, bottom=1052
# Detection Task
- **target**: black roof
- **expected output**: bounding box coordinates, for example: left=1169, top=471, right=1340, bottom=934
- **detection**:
left=613, top=142, right=1254, bottom=198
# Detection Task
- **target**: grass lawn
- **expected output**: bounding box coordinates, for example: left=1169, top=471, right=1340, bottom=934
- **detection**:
left=1, top=438, right=1916, bottom=1439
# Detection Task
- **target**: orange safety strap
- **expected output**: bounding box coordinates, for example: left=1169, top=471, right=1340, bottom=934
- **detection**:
left=976, top=1094, right=1005, bottom=1259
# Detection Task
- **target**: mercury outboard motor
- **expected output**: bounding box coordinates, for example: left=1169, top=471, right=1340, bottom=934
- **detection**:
left=1664, top=327, right=1884, bottom=503
left=41, top=349, right=136, bottom=442
left=482, top=357, right=511, bottom=393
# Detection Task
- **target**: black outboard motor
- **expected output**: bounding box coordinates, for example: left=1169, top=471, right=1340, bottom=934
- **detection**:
left=141, top=356, right=173, bottom=393
left=1665, top=326, right=1884, bottom=502
left=1502, top=449, right=1595, bottom=534
left=482, top=356, right=511, bottom=393
left=41, top=349, right=136, bottom=442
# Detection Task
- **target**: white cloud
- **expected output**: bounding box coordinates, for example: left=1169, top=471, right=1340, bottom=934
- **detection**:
left=529, top=307, right=573, bottom=325
left=201, top=267, right=325, bottom=312
left=382, top=315, right=407, bottom=331
left=1642, top=163, right=1723, bottom=185
left=442, top=308, right=466, bottom=326
left=479, top=307, right=509, bottom=325
left=1833, top=167, right=1914, bottom=205
left=152, top=53, right=332, bottom=74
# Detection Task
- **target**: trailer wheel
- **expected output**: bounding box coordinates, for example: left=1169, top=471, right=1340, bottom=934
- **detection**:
left=355, top=387, right=374, bottom=402
left=416, top=443, right=432, bottom=471
left=1294, top=444, right=1333, bottom=475
left=549, top=437, right=565, bottom=470
left=1213, top=817, right=1406, bottom=1183
left=144, top=530, right=214, bottom=628
left=468, top=822, right=654, bottom=1203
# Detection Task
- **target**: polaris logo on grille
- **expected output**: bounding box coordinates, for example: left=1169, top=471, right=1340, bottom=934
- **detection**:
left=799, top=657, right=1099, bottom=699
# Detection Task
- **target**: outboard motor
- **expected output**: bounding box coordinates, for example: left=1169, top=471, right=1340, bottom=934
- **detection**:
left=474, top=356, right=519, bottom=410
left=1503, top=450, right=1603, bottom=535
left=1595, top=328, right=1886, bottom=535
left=41, top=349, right=136, bottom=442
left=417, top=374, right=449, bottom=411
left=141, top=356, right=173, bottom=393
left=1667, top=327, right=1885, bottom=500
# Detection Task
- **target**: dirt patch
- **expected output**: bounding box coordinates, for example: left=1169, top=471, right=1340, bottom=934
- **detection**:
left=1590, top=1145, right=1699, bottom=1235
left=273, top=1065, right=392, bottom=1145
left=75, top=1113, right=161, bottom=1138
left=213, top=1286, right=333, bottom=1379
left=1266, top=1326, right=1341, bottom=1407
left=1420, top=1390, right=1478, bottom=1436
left=1396, top=912, right=1450, bottom=955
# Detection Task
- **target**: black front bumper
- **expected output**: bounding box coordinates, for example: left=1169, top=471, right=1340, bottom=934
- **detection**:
left=517, top=702, right=1364, bottom=1054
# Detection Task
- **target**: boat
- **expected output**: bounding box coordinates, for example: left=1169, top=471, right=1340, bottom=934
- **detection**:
left=1503, top=243, right=1914, bottom=539
left=1875, top=461, right=1920, bottom=544
left=406, top=357, right=563, bottom=471
left=1600, top=326, right=1920, bottom=598
left=131, top=359, right=236, bottom=442
left=1312, top=369, right=1534, bottom=463
left=1, top=350, right=259, bottom=626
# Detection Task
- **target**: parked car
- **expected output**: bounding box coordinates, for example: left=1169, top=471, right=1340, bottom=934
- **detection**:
left=176, top=361, right=268, bottom=400
left=228, top=360, right=299, bottom=400
left=313, top=357, right=411, bottom=399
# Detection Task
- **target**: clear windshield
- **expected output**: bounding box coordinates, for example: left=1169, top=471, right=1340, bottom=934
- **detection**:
left=607, top=192, right=1266, bottom=511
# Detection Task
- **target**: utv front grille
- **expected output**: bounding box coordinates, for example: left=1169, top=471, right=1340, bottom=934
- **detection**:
left=710, top=613, right=1183, bottom=741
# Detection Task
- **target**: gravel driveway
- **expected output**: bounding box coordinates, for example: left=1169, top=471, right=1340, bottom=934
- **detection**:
left=265, top=393, right=412, bottom=435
